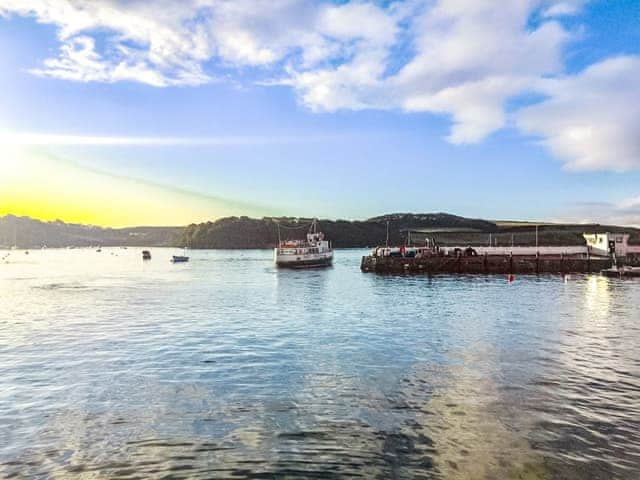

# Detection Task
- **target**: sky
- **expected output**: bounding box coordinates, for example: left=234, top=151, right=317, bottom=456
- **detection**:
left=0, top=0, right=639, bottom=227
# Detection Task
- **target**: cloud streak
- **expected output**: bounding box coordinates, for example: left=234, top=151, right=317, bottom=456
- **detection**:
left=0, top=132, right=339, bottom=146
left=555, top=195, right=640, bottom=228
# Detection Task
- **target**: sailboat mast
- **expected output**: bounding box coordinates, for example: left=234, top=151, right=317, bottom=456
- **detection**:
left=386, top=221, right=389, bottom=248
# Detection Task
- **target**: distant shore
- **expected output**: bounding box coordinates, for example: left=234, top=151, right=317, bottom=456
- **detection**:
left=2, top=213, right=639, bottom=250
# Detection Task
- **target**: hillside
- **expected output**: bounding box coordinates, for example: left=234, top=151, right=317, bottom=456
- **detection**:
left=3, top=213, right=639, bottom=250
left=177, top=213, right=496, bottom=249
left=178, top=214, right=640, bottom=249
left=0, top=215, right=182, bottom=248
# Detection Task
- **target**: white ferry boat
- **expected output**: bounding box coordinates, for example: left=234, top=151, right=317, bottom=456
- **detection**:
left=275, top=220, right=333, bottom=268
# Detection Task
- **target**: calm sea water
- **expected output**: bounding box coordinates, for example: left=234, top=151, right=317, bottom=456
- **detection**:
left=1, top=248, right=639, bottom=479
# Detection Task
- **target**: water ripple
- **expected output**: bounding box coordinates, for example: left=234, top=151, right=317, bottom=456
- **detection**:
left=0, top=248, right=639, bottom=479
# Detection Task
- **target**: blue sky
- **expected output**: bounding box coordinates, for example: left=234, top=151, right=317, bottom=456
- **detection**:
left=0, top=0, right=639, bottom=226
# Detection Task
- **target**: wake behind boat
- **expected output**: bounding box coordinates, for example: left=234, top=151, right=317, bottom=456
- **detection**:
left=275, top=219, right=333, bottom=268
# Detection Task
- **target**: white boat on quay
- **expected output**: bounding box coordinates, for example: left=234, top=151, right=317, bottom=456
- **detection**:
left=274, top=219, right=333, bottom=268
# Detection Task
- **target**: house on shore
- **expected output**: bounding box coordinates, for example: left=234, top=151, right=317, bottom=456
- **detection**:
left=583, top=233, right=640, bottom=258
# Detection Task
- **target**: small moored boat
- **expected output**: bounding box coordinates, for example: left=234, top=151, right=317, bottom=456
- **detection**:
left=602, top=266, right=640, bottom=278
left=142, top=250, right=152, bottom=260
left=275, top=219, right=333, bottom=268
left=171, top=247, right=189, bottom=263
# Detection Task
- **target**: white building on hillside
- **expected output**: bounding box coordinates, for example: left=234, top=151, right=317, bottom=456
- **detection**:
left=583, top=233, right=640, bottom=257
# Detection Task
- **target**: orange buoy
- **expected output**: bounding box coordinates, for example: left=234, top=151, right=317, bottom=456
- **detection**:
left=508, top=274, right=515, bottom=282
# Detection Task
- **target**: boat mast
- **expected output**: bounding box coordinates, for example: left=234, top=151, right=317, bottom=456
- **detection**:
left=386, top=221, right=389, bottom=248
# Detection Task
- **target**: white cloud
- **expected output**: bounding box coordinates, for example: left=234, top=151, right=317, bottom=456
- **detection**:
left=2, top=0, right=638, bottom=171
left=619, top=195, right=640, bottom=211
left=393, top=2, right=570, bottom=143
left=318, top=2, right=398, bottom=45
left=542, top=0, right=588, bottom=17
left=1, top=0, right=216, bottom=86
left=283, top=1, right=573, bottom=143
left=555, top=195, right=640, bottom=228
left=0, top=0, right=399, bottom=84
left=518, top=56, right=640, bottom=171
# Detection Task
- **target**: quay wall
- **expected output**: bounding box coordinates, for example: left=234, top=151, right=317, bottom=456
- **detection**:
left=360, top=254, right=612, bottom=275
left=624, top=253, right=640, bottom=266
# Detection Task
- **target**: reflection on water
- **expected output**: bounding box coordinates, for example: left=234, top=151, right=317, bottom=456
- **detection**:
left=584, top=275, right=612, bottom=317
left=400, top=354, right=543, bottom=479
left=1, top=248, right=639, bottom=479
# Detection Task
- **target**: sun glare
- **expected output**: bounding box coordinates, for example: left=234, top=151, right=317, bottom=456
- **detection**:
left=0, top=146, right=248, bottom=226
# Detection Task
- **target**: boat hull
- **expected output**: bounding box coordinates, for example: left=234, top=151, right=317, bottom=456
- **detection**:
left=602, top=267, right=640, bottom=278
left=275, top=252, right=333, bottom=269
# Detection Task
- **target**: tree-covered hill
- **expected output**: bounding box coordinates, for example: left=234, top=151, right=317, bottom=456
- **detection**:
left=178, top=213, right=499, bottom=249
left=0, top=215, right=182, bottom=248
left=178, top=213, right=640, bottom=249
